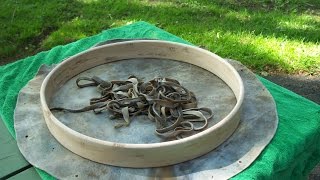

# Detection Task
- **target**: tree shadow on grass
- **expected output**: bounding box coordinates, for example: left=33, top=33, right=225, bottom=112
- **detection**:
left=27, top=0, right=320, bottom=46
left=64, top=0, right=315, bottom=72
left=1, top=0, right=319, bottom=73
left=126, top=1, right=320, bottom=43
left=210, top=0, right=320, bottom=15
left=0, top=0, right=83, bottom=63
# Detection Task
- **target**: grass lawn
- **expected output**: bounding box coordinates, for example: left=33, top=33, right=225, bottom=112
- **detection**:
left=1, top=0, right=319, bottom=75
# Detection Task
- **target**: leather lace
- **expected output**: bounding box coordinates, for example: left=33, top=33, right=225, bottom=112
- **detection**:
left=51, top=76, right=213, bottom=139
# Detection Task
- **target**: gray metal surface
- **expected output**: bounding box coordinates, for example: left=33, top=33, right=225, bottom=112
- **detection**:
left=14, top=59, right=278, bottom=179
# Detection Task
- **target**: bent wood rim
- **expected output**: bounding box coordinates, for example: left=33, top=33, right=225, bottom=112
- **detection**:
left=40, top=40, right=244, bottom=167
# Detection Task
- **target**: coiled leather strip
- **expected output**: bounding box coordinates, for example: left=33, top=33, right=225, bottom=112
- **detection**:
left=51, top=76, right=213, bottom=139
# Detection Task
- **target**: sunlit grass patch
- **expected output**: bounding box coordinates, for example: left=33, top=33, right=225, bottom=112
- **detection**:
left=0, top=0, right=319, bottom=75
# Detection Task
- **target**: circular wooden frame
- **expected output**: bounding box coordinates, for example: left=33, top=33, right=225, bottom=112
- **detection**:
left=40, top=40, right=244, bottom=168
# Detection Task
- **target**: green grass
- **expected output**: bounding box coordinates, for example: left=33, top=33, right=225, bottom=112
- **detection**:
left=1, top=0, right=319, bottom=75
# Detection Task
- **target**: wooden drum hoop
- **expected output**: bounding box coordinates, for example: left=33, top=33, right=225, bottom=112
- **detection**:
left=40, top=40, right=244, bottom=167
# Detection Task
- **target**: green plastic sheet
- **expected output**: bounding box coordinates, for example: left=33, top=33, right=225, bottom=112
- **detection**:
left=0, top=21, right=319, bottom=180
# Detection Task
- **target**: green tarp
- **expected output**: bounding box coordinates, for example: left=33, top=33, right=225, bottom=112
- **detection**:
left=0, top=22, right=319, bottom=180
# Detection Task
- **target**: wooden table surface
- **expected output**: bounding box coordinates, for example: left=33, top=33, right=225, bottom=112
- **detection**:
left=0, top=119, right=41, bottom=180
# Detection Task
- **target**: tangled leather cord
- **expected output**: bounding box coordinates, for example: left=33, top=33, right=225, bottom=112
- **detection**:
left=51, top=76, right=213, bottom=139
